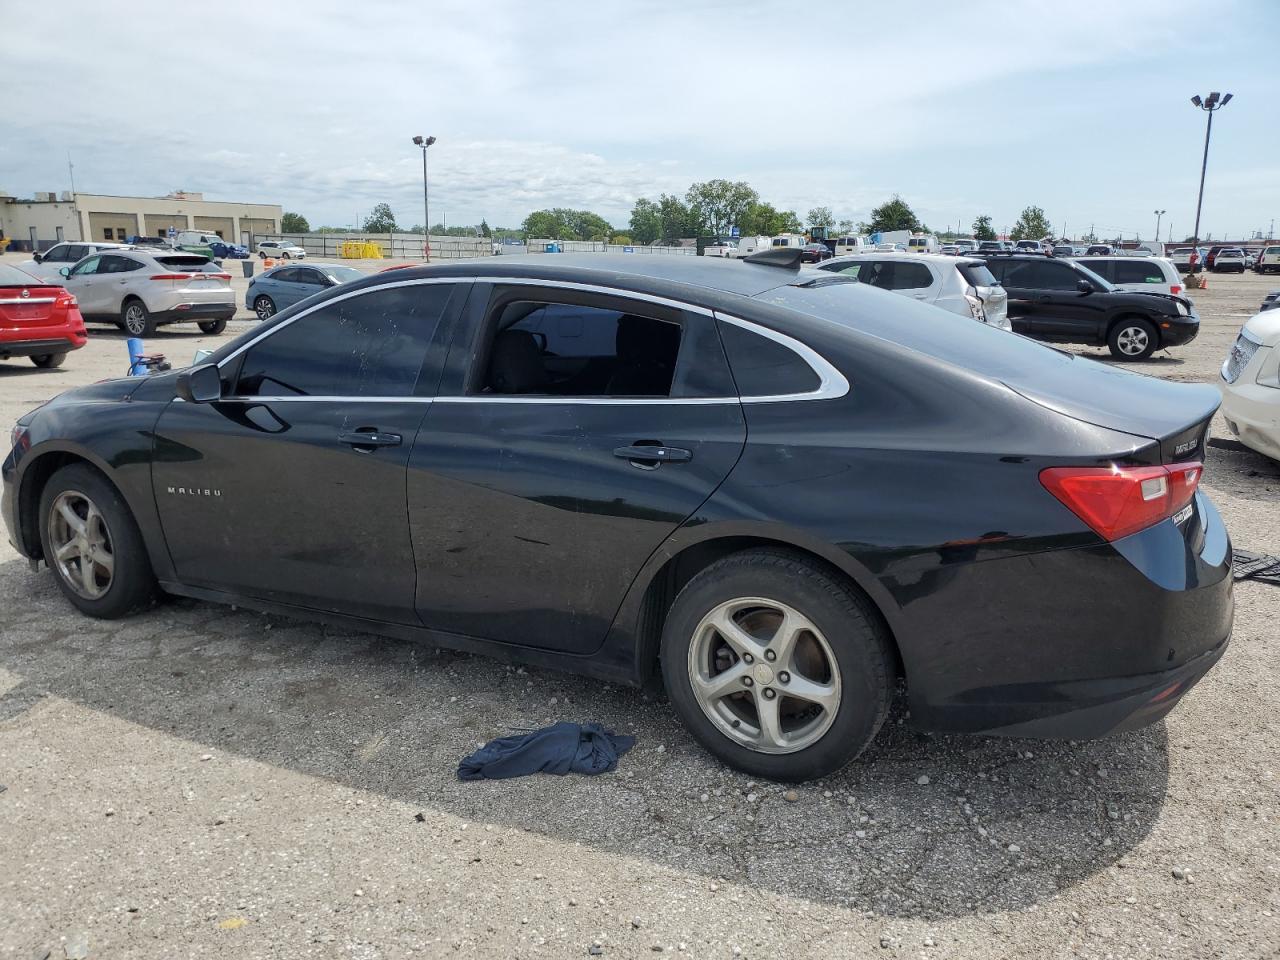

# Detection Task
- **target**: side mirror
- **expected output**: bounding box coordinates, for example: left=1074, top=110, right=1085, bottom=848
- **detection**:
left=1076, top=279, right=1094, bottom=294
left=175, top=362, right=223, bottom=403
left=33, top=252, right=44, bottom=263
left=59, top=267, right=71, bottom=278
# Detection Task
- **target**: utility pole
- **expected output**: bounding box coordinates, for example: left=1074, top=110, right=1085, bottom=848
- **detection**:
left=1189, top=92, right=1232, bottom=271
left=1153, top=210, right=1165, bottom=242
left=67, top=152, right=81, bottom=240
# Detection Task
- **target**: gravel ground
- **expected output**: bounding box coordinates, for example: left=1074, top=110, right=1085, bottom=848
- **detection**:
left=0, top=257, right=1277, bottom=959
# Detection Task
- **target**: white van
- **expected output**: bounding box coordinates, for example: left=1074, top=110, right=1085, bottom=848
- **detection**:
left=732, top=236, right=772, bottom=258
left=771, top=234, right=806, bottom=249
left=907, top=234, right=940, bottom=254
left=831, top=236, right=868, bottom=256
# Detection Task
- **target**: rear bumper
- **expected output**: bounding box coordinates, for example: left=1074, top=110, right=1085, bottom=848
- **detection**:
left=0, top=335, right=86, bottom=358
left=153, top=303, right=236, bottom=325
left=905, top=493, right=1234, bottom=738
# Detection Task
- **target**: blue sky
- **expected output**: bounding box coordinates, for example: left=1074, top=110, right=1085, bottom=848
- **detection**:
left=3, top=0, right=1277, bottom=240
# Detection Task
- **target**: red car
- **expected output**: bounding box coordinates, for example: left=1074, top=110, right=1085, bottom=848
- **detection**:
left=0, top=262, right=87, bottom=368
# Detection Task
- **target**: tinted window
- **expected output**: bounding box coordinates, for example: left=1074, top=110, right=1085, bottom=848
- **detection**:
left=891, top=262, right=933, bottom=290
left=481, top=301, right=682, bottom=397
left=66, top=245, right=88, bottom=262
left=1114, top=261, right=1164, bottom=284
left=296, top=269, right=328, bottom=286
left=1035, top=262, right=1081, bottom=291
left=99, top=255, right=142, bottom=274
left=234, top=284, right=453, bottom=398
left=271, top=268, right=300, bottom=283
left=958, top=263, right=998, bottom=287
left=857, top=260, right=895, bottom=289
left=1080, top=259, right=1114, bottom=281
left=718, top=322, right=819, bottom=397
left=818, top=261, right=862, bottom=278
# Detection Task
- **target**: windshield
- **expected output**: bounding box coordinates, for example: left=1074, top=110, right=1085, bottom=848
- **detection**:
left=323, top=266, right=365, bottom=283
left=1074, top=263, right=1115, bottom=291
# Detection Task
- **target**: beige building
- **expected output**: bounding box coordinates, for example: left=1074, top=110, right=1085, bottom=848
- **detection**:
left=0, top=190, right=282, bottom=251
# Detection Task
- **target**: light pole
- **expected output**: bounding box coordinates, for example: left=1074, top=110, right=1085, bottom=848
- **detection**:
left=412, top=135, right=436, bottom=260
left=1153, top=209, right=1165, bottom=242
left=1189, top=92, right=1232, bottom=271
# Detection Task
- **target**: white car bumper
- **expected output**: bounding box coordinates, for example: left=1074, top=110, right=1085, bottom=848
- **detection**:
left=1220, top=376, right=1280, bottom=461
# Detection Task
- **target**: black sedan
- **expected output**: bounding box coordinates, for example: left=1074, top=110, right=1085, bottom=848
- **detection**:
left=979, top=253, right=1200, bottom=360
left=2, top=251, right=1233, bottom=781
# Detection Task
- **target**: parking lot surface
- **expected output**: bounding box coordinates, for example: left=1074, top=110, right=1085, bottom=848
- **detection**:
left=1, top=257, right=1277, bottom=959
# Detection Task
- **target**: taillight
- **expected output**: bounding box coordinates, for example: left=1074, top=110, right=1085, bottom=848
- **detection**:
left=150, top=273, right=193, bottom=280
left=1171, top=285, right=1182, bottom=295
left=1039, top=461, right=1202, bottom=541
left=209, top=273, right=232, bottom=280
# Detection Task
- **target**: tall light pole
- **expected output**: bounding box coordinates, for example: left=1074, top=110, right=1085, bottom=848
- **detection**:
left=1153, top=209, right=1165, bottom=242
left=1189, top=92, right=1232, bottom=271
left=412, top=135, right=436, bottom=260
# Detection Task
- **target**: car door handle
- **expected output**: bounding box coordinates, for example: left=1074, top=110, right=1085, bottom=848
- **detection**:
left=613, top=444, right=692, bottom=465
left=339, top=430, right=401, bottom=449
left=1036, top=295, right=1052, bottom=302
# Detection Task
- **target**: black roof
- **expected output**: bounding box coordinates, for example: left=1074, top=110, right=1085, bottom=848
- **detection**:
left=364, top=254, right=801, bottom=301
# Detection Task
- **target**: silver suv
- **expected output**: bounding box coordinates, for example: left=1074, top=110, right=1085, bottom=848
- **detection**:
left=810, top=253, right=1010, bottom=330
left=57, top=250, right=235, bottom=336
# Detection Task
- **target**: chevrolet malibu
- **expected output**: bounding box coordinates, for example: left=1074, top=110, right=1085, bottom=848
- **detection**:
left=1, top=251, right=1233, bottom=781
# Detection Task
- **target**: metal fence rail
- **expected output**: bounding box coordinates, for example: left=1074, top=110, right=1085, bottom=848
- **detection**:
left=525, top=239, right=695, bottom=257
left=252, top=232, right=490, bottom=260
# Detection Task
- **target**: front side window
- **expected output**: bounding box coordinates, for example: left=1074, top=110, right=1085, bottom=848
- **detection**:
left=234, top=284, right=454, bottom=398
left=99, top=255, right=143, bottom=274
left=1034, top=262, right=1082, bottom=291
left=69, top=255, right=102, bottom=276
left=66, top=245, right=88, bottom=262
left=296, top=269, right=328, bottom=287
left=479, top=300, right=682, bottom=397
left=270, top=268, right=300, bottom=283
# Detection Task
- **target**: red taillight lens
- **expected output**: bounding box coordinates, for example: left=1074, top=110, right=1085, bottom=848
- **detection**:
left=1039, top=461, right=1201, bottom=541
left=1171, top=285, right=1182, bottom=295
left=149, top=273, right=192, bottom=280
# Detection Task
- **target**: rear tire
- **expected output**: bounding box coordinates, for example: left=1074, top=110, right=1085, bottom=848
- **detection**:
left=660, top=549, right=894, bottom=781
left=31, top=353, right=66, bottom=368
left=198, top=318, right=228, bottom=335
left=38, top=462, right=157, bottom=619
left=121, top=299, right=155, bottom=337
left=1108, top=318, right=1158, bottom=360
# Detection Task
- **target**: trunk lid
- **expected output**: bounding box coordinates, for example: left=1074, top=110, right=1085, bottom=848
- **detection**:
left=0, top=284, right=64, bottom=325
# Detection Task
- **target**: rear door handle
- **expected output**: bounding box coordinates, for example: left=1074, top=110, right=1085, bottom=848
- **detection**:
left=613, top=444, right=692, bottom=465
left=339, top=430, right=401, bottom=449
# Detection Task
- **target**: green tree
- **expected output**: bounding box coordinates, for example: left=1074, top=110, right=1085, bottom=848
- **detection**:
left=281, top=211, right=310, bottom=233
left=629, top=198, right=662, bottom=245
left=971, top=215, right=996, bottom=241
left=479, top=220, right=491, bottom=238
left=611, top=234, right=633, bottom=246
left=522, top=209, right=570, bottom=239
left=363, top=203, right=397, bottom=233
left=836, top=218, right=855, bottom=235
left=521, top=208, right=614, bottom=241
left=807, top=206, right=835, bottom=230
left=867, top=195, right=922, bottom=234
left=686, top=179, right=758, bottom=237
left=657, top=194, right=694, bottom=242
left=1010, top=205, right=1052, bottom=241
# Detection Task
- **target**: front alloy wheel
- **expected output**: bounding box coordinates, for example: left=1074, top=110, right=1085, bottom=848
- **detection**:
left=688, top=598, right=841, bottom=754
left=1108, top=318, right=1158, bottom=360
left=47, top=490, right=115, bottom=600
left=254, top=295, right=276, bottom=320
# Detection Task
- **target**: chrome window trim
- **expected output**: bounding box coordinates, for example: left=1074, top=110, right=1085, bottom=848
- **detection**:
left=215, top=274, right=849, bottom=406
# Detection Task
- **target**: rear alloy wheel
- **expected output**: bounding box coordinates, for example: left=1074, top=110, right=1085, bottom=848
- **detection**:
left=39, top=463, right=156, bottom=618
left=254, top=295, right=277, bottom=320
left=122, top=299, right=155, bottom=337
left=661, top=549, right=893, bottom=781
left=1108, top=318, right=1158, bottom=360
left=197, top=318, right=228, bottom=335
left=31, top=353, right=66, bottom=368
left=259, top=251, right=267, bottom=259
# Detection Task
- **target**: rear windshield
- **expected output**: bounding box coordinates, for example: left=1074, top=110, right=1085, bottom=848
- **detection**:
left=156, top=255, right=216, bottom=271
left=957, top=263, right=998, bottom=287
left=0, top=263, right=44, bottom=286
left=323, top=266, right=364, bottom=283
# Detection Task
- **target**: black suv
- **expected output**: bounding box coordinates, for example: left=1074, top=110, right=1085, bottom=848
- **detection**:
left=978, top=253, right=1199, bottom=360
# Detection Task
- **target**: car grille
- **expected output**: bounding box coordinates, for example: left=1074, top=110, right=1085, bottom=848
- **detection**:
left=1222, top=334, right=1260, bottom=384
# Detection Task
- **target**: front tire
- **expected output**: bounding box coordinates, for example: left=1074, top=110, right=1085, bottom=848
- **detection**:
left=31, top=353, right=66, bottom=368
left=253, top=295, right=276, bottom=320
left=38, top=463, right=157, bottom=619
left=281, top=252, right=291, bottom=259
left=660, top=549, right=894, bottom=781
left=121, top=299, right=155, bottom=337
left=198, top=318, right=228, bottom=335
left=1108, top=318, right=1158, bottom=360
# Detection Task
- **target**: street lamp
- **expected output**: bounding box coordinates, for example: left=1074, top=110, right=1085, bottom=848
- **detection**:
left=412, top=135, right=437, bottom=260
left=1188, top=92, right=1232, bottom=271
left=1153, top=209, right=1165, bottom=242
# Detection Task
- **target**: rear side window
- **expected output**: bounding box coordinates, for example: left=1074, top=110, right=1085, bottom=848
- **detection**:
left=1113, top=261, right=1164, bottom=284
left=1081, top=260, right=1114, bottom=282
left=890, top=262, right=933, bottom=290
left=718, top=321, right=819, bottom=398
left=479, top=300, right=683, bottom=397
left=234, top=284, right=454, bottom=398
left=271, top=268, right=300, bottom=283
left=99, top=255, right=143, bottom=274
left=957, top=263, right=997, bottom=287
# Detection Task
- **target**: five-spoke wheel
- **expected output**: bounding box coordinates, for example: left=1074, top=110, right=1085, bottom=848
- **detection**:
left=47, top=490, right=115, bottom=600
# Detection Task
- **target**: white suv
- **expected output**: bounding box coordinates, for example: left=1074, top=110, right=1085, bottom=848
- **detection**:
left=257, top=240, right=306, bottom=260
left=57, top=249, right=235, bottom=336
left=811, top=253, right=1010, bottom=330
left=1254, top=245, right=1280, bottom=275
left=20, top=241, right=134, bottom=283
left=1074, top=256, right=1186, bottom=298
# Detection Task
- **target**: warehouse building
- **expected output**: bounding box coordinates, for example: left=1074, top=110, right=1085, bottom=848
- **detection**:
left=0, top=190, right=282, bottom=251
